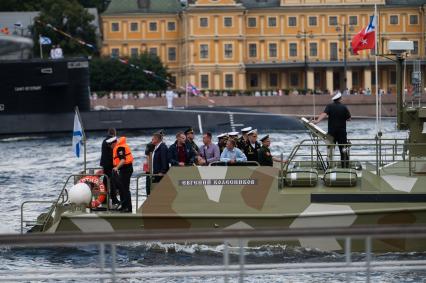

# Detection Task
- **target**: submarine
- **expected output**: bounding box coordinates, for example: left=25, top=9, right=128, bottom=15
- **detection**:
left=0, top=57, right=304, bottom=136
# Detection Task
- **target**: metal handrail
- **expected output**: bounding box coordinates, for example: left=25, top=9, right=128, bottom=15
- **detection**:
left=209, top=161, right=261, bottom=166
left=135, top=172, right=162, bottom=209
left=32, top=173, right=111, bottom=233
left=20, top=200, right=56, bottom=234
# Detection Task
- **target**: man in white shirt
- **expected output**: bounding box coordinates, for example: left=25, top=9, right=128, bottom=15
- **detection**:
left=165, top=87, right=175, bottom=109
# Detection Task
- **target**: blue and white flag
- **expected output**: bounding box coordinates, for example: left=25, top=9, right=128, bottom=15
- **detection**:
left=72, top=111, right=83, bottom=158
left=39, top=36, right=52, bottom=45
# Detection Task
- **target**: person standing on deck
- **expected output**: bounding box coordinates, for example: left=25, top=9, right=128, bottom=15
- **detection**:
left=312, top=92, right=351, bottom=168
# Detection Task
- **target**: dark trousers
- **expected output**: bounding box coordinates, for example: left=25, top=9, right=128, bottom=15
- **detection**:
left=331, top=131, right=350, bottom=168
left=102, top=167, right=114, bottom=201
left=117, top=165, right=133, bottom=211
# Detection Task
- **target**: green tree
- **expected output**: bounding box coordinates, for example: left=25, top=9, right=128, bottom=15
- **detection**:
left=90, top=53, right=170, bottom=92
left=77, top=0, right=110, bottom=13
left=0, top=0, right=43, bottom=11
left=32, top=0, right=97, bottom=57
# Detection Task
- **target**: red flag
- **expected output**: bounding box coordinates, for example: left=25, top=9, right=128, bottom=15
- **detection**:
left=351, top=15, right=376, bottom=55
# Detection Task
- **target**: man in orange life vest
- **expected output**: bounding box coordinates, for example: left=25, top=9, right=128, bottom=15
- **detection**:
left=107, top=136, right=134, bottom=212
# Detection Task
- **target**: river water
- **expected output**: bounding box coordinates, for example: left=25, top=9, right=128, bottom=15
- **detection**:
left=1, top=118, right=426, bottom=282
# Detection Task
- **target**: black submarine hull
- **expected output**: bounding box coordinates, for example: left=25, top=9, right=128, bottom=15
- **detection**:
left=0, top=58, right=304, bottom=135
left=0, top=107, right=304, bottom=136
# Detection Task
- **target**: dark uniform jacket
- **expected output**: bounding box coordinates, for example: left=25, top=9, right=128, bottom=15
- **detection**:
left=258, top=146, right=273, bottom=166
left=237, top=137, right=247, bottom=150
left=100, top=134, right=114, bottom=170
left=244, top=141, right=261, bottom=162
left=187, top=140, right=199, bottom=154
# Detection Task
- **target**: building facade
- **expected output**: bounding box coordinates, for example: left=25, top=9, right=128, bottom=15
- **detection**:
left=101, top=0, right=426, bottom=94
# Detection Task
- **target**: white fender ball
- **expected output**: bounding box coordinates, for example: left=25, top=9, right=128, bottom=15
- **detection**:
left=69, top=183, right=92, bottom=205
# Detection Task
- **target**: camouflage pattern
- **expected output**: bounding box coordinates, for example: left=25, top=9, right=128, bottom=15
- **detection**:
left=32, top=160, right=426, bottom=253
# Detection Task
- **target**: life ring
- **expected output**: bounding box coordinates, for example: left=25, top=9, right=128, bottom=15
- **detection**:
left=79, top=174, right=107, bottom=208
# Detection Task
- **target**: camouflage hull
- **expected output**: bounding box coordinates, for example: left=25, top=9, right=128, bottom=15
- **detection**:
left=40, top=165, right=426, bottom=252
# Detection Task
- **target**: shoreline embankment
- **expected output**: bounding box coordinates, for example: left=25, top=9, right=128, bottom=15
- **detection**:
left=91, top=95, right=425, bottom=117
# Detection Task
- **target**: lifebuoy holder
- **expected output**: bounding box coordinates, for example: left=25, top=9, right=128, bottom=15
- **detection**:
left=79, top=172, right=107, bottom=208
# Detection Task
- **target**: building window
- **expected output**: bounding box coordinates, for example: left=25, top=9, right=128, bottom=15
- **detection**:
left=225, top=74, right=233, bottom=88
left=200, top=44, right=209, bottom=59
left=130, top=48, right=139, bottom=57
left=170, top=75, right=177, bottom=85
left=329, top=16, right=338, bottom=26
left=249, top=43, right=257, bottom=58
left=409, top=15, right=418, bottom=25
left=201, top=74, right=209, bottom=89
left=289, top=43, right=297, bottom=57
left=269, top=73, right=278, bottom=87
left=167, top=21, right=176, bottom=31
left=130, top=22, right=139, bottom=32
left=330, top=42, right=338, bottom=61
left=168, top=47, right=176, bottom=61
left=224, top=17, right=233, bottom=27
left=349, top=16, right=357, bottom=26
left=269, top=43, right=277, bottom=58
left=288, top=16, right=297, bottom=27
left=111, top=22, right=119, bottom=32
left=248, top=17, right=257, bottom=28
left=249, top=73, right=258, bottom=87
left=314, top=72, right=321, bottom=88
left=412, top=41, right=418, bottom=55
left=290, top=72, right=299, bottom=87
left=390, top=15, right=398, bottom=25
left=224, top=43, right=233, bottom=58
left=308, top=16, right=317, bottom=26
left=149, top=22, right=157, bottom=31
left=390, top=70, right=396, bottom=85
left=353, top=72, right=359, bottom=86
left=111, top=48, right=119, bottom=58
left=268, top=17, right=277, bottom=27
left=149, top=47, right=158, bottom=56
left=309, top=42, right=317, bottom=57
left=200, top=17, right=208, bottom=27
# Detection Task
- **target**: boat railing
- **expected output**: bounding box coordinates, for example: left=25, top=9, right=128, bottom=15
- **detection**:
left=209, top=161, right=261, bottom=166
left=283, top=137, right=423, bottom=175
left=3, top=225, right=426, bottom=282
left=135, top=172, right=163, bottom=209
left=20, top=173, right=111, bottom=234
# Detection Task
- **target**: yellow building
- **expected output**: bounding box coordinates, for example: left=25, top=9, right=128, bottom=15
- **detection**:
left=101, top=0, right=425, bottom=94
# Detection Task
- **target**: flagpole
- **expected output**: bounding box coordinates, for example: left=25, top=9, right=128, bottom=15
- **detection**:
left=75, top=106, right=87, bottom=173
left=39, top=36, right=43, bottom=59
left=374, top=4, right=380, bottom=134
left=185, top=81, right=189, bottom=108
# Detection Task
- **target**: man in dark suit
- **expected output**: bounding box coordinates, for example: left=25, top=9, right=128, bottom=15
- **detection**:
left=151, top=132, right=169, bottom=184
left=168, top=131, right=196, bottom=166
left=99, top=128, right=118, bottom=204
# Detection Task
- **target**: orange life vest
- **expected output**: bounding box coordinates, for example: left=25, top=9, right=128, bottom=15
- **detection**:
left=113, top=137, right=134, bottom=166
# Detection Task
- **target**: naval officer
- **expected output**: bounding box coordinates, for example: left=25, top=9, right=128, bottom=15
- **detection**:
left=237, top=126, right=252, bottom=149
left=313, top=92, right=351, bottom=168
left=257, top=135, right=288, bottom=166
left=243, top=129, right=261, bottom=162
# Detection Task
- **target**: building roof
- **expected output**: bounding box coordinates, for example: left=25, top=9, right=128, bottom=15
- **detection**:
left=104, top=0, right=182, bottom=15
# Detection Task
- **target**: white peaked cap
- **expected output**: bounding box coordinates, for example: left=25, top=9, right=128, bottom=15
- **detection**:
left=247, top=129, right=258, bottom=135
left=241, top=127, right=252, bottom=133
left=228, top=131, right=239, bottom=136
left=332, top=92, right=342, bottom=101
left=217, top=133, right=227, bottom=138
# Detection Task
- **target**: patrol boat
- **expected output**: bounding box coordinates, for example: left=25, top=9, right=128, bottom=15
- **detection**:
left=24, top=47, right=426, bottom=253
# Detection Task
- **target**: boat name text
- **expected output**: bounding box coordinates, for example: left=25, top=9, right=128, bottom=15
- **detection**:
left=179, top=179, right=257, bottom=186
